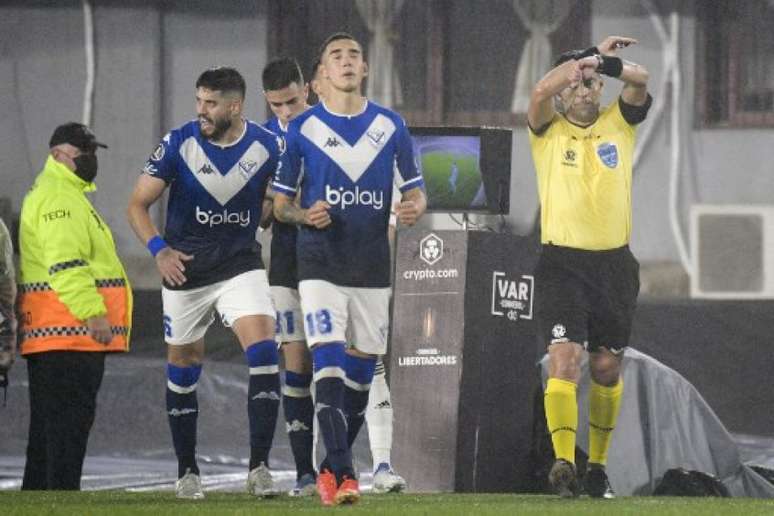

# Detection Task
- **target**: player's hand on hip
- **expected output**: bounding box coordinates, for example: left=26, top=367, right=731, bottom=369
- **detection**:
left=155, top=247, right=193, bottom=287
left=305, top=201, right=332, bottom=229
left=87, top=315, right=113, bottom=344
left=394, top=200, right=420, bottom=226
left=597, top=36, right=637, bottom=55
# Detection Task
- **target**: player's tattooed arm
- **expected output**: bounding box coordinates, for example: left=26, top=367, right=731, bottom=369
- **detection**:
left=274, top=193, right=331, bottom=229
left=259, top=199, right=274, bottom=229
left=260, top=185, right=275, bottom=229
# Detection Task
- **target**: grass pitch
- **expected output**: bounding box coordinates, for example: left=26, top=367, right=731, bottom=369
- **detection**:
left=421, top=152, right=481, bottom=210
left=2, top=491, right=774, bottom=516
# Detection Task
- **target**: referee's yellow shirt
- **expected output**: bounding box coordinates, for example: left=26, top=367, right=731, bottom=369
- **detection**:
left=529, top=99, right=636, bottom=251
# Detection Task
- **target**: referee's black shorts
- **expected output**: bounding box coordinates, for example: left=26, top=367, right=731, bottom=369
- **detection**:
left=534, top=243, right=640, bottom=354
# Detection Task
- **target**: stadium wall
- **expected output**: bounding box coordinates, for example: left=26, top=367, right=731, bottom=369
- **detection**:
left=0, top=0, right=268, bottom=289
left=1, top=0, right=773, bottom=274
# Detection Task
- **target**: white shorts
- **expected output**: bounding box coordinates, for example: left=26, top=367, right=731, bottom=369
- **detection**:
left=298, top=279, right=390, bottom=355
left=162, top=269, right=275, bottom=345
left=271, top=285, right=306, bottom=344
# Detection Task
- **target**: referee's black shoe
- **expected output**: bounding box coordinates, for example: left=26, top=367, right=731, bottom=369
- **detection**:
left=548, top=459, right=579, bottom=498
left=583, top=464, right=615, bottom=499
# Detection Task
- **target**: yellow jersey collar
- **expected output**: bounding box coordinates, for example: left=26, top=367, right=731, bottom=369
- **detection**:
left=43, top=155, right=97, bottom=193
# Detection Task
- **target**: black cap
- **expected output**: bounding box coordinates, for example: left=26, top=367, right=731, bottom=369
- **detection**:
left=49, top=122, right=108, bottom=152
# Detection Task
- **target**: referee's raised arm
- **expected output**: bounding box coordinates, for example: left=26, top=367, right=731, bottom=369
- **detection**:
left=528, top=58, right=582, bottom=132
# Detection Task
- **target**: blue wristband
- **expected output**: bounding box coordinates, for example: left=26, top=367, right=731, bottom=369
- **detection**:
left=147, top=236, right=168, bottom=257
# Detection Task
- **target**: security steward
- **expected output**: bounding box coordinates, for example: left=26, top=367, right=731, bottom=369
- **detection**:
left=18, top=122, right=132, bottom=490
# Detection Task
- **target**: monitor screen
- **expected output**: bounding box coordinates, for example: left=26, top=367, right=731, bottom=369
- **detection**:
left=409, top=126, right=512, bottom=214
left=412, top=135, right=487, bottom=212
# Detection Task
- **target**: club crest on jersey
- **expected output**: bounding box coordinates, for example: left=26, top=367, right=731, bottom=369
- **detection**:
left=366, top=128, right=386, bottom=148
left=151, top=142, right=165, bottom=161
left=597, top=142, right=618, bottom=168
left=238, top=159, right=258, bottom=180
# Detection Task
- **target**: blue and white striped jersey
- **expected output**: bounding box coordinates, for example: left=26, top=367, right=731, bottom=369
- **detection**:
left=273, top=101, right=423, bottom=288
left=143, top=119, right=282, bottom=290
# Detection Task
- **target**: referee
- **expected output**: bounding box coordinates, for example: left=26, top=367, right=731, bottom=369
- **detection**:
left=527, top=36, right=651, bottom=498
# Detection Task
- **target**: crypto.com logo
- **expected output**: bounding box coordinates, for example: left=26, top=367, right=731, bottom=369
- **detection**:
left=419, top=233, right=443, bottom=266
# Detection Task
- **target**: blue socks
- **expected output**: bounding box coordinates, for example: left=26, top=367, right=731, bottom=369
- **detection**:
left=166, top=363, right=202, bottom=478
left=343, top=353, right=377, bottom=448
left=314, top=344, right=377, bottom=483
left=313, top=342, right=352, bottom=481
left=245, top=340, right=280, bottom=470
left=283, top=371, right=315, bottom=479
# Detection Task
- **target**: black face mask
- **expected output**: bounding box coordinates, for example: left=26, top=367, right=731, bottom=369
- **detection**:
left=73, top=153, right=98, bottom=182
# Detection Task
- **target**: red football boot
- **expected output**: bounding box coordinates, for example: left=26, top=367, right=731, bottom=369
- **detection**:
left=316, top=469, right=337, bottom=506
left=335, top=476, right=360, bottom=505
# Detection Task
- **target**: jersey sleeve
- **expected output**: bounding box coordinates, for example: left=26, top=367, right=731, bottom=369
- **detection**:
left=604, top=99, right=637, bottom=138
left=272, top=126, right=301, bottom=198
left=619, top=94, right=653, bottom=126
left=527, top=116, right=557, bottom=155
left=393, top=117, right=424, bottom=193
left=142, top=131, right=179, bottom=183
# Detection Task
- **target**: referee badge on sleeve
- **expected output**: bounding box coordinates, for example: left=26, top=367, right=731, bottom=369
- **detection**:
left=597, top=142, right=618, bottom=168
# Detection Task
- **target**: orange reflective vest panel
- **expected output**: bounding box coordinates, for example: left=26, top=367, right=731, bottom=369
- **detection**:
left=19, top=280, right=130, bottom=354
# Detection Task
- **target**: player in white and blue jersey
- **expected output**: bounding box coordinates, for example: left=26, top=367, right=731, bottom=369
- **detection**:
left=261, top=56, right=317, bottom=497
left=272, top=33, right=426, bottom=506
left=127, top=67, right=282, bottom=500
left=311, top=57, right=408, bottom=495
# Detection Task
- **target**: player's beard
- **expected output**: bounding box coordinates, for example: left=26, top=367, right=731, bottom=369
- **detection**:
left=568, top=102, right=599, bottom=125
left=200, top=115, right=232, bottom=141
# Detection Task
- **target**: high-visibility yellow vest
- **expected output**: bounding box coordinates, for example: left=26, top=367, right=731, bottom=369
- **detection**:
left=19, top=156, right=132, bottom=355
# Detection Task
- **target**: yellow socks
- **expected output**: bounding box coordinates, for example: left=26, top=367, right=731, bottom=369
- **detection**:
left=546, top=377, right=624, bottom=465
left=544, top=378, right=578, bottom=464
left=588, top=379, right=623, bottom=465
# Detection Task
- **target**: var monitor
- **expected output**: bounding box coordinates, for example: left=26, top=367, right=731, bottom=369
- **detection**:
left=409, top=126, right=512, bottom=214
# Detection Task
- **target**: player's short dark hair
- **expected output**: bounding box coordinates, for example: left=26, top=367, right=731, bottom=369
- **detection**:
left=310, top=57, right=322, bottom=81
left=195, top=67, right=246, bottom=99
left=318, top=32, right=361, bottom=61
left=262, top=57, right=304, bottom=92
